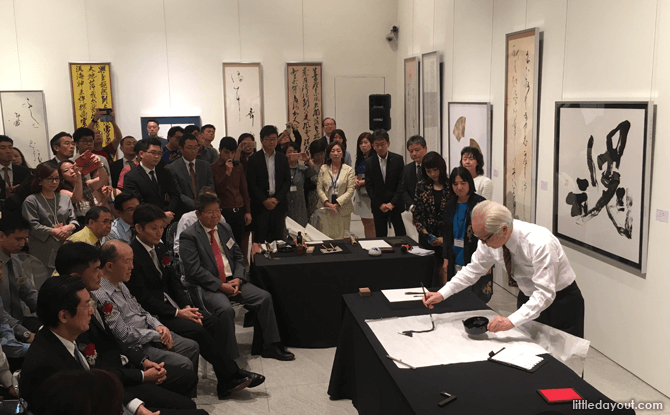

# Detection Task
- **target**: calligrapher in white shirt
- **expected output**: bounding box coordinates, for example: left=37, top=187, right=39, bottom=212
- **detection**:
left=424, top=200, right=585, bottom=338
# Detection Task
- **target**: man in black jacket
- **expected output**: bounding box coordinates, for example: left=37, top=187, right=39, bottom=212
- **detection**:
left=123, top=137, right=181, bottom=223
left=110, top=135, right=137, bottom=188
left=246, top=125, right=291, bottom=242
left=395, top=135, right=428, bottom=211
left=0, top=136, right=30, bottom=197
left=365, top=129, right=406, bottom=237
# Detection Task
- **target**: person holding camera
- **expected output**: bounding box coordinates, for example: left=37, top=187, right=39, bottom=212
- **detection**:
left=316, top=142, right=355, bottom=239
left=211, top=137, right=252, bottom=245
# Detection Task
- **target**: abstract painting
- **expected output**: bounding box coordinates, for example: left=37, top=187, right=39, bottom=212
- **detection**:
left=503, top=28, right=540, bottom=224
left=223, top=63, right=263, bottom=139
left=421, top=52, right=440, bottom=154
left=554, top=102, right=654, bottom=275
left=404, top=57, right=420, bottom=161
left=0, top=90, right=49, bottom=167
left=447, top=102, right=491, bottom=173
left=287, top=62, right=322, bottom=152
left=69, top=63, right=115, bottom=145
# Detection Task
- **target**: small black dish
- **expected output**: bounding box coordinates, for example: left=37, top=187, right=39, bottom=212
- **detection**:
left=462, top=316, right=489, bottom=335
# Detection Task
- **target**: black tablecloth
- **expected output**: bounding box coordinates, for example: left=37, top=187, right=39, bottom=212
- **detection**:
left=327, top=291, right=634, bottom=415
left=251, top=239, right=434, bottom=348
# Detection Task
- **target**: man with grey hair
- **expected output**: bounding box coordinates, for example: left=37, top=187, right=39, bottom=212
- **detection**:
left=424, top=200, right=585, bottom=338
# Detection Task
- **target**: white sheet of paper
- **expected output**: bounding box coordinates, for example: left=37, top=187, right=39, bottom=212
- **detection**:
left=305, top=224, right=332, bottom=242
left=359, top=240, right=392, bottom=250
left=407, top=246, right=435, bottom=256
left=366, top=310, right=547, bottom=369
left=382, top=287, right=426, bottom=303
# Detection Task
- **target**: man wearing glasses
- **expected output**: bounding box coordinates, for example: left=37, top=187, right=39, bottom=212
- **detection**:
left=67, top=206, right=114, bottom=247
left=123, top=138, right=181, bottom=223
left=423, top=200, right=585, bottom=338
left=108, top=193, right=140, bottom=244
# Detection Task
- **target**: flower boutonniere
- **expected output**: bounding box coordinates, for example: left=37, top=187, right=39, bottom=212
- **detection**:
left=161, top=255, right=172, bottom=268
left=102, top=302, right=113, bottom=318
left=84, top=343, right=97, bottom=366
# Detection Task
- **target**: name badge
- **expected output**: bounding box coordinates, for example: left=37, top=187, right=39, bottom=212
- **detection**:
left=226, top=238, right=235, bottom=249
left=290, top=185, right=297, bottom=192
left=454, top=239, right=464, bottom=248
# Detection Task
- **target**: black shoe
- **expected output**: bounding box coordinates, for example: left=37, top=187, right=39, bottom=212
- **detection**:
left=238, top=369, right=265, bottom=388
left=261, top=344, right=295, bottom=361
left=217, top=376, right=252, bottom=399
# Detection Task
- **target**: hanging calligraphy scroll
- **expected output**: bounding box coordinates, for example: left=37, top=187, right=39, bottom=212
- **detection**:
left=287, top=62, right=323, bottom=152
left=404, top=57, right=420, bottom=161
left=0, top=90, right=49, bottom=167
left=503, top=28, right=540, bottom=224
left=69, top=63, right=114, bottom=146
left=421, top=52, right=441, bottom=154
left=223, top=63, right=263, bottom=138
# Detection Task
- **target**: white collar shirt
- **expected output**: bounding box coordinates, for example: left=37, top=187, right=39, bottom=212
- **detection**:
left=378, top=154, right=388, bottom=182
left=438, top=219, right=576, bottom=328
left=263, top=149, right=276, bottom=195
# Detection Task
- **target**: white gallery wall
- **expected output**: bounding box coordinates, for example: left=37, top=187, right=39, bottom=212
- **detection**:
left=399, top=0, right=670, bottom=397
left=0, top=0, right=399, bottom=151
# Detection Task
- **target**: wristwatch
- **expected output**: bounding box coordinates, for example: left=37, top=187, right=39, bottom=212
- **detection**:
left=22, top=331, right=31, bottom=340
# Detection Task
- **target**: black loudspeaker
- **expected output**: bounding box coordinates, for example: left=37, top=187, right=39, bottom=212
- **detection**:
left=369, top=94, right=392, bottom=131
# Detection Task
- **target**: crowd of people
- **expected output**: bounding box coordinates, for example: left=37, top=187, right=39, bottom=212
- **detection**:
left=0, top=111, right=584, bottom=415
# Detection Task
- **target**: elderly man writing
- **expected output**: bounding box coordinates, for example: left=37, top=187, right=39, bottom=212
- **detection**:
left=424, top=201, right=585, bottom=337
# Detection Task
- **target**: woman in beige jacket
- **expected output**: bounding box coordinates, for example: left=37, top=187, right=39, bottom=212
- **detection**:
left=316, top=142, right=356, bottom=238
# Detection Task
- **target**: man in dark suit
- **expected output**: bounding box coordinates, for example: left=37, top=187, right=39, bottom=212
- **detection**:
left=395, top=135, right=428, bottom=211
left=20, top=276, right=206, bottom=415
left=317, top=117, right=336, bottom=148
left=123, top=137, right=181, bottom=223
left=365, top=129, right=406, bottom=237
left=0, top=136, right=30, bottom=197
left=48, top=131, right=75, bottom=165
left=110, top=135, right=137, bottom=188
left=167, top=134, right=214, bottom=211
left=127, top=204, right=263, bottom=398
left=246, top=125, right=291, bottom=242
left=180, top=193, right=294, bottom=361
left=55, top=242, right=198, bottom=400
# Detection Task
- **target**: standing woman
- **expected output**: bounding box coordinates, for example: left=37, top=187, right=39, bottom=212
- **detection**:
left=460, top=146, right=492, bottom=200
left=305, top=139, right=326, bottom=220
left=442, top=167, right=492, bottom=303
left=353, top=132, right=376, bottom=238
left=330, top=129, right=353, bottom=167
left=285, top=142, right=316, bottom=227
left=316, top=142, right=355, bottom=238
left=412, top=152, right=450, bottom=284
left=22, top=162, right=78, bottom=274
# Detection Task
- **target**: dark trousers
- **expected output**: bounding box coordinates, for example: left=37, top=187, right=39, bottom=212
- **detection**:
left=253, top=208, right=286, bottom=242
left=372, top=208, right=406, bottom=237
left=517, top=281, right=585, bottom=338
left=161, top=315, right=240, bottom=384
left=126, top=383, right=197, bottom=412
left=221, top=207, right=245, bottom=244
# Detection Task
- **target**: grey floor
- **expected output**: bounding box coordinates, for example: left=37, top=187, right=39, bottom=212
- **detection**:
left=193, top=216, right=670, bottom=414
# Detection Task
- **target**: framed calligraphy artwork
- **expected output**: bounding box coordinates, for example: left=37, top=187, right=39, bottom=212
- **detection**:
left=286, top=62, right=323, bottom=152
left=404, top=57, right=420, bottom=161
left=554, top=102, right=654, bottom=275
left=421, top=52, right=441, bottom=154
left=503, top=28, right=540, bottom=224
left=447, top=102, right=491, bottom=173
left=69, top=63, right=115, bottom=146
left=223, top=63, right=263, bottom=138
left=0, top=90, right=50, bottom=167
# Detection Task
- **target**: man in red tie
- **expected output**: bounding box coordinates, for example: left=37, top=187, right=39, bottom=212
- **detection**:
left=179, top=193, right=294, bottom=361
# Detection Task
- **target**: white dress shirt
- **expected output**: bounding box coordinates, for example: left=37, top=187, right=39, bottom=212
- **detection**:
left=200, top=222, right=233, bottom=279
left=378, top=154, right=388, bottom=182
left=264, top=149, right=276, bottom=195
left=438, top=220, right=576, bottom=328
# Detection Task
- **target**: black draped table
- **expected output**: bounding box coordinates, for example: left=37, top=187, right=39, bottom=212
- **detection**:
left=251, top=238, right=434, bottom=348
left=327, top=290, right=634, bottom=415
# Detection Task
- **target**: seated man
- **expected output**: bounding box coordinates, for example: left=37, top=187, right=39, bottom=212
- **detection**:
left=180, top=193, right=294, bottom=361
left=0, top=214, right=41, bottom=342
left=173, top=186, right=225, bottom=257
left=108, top=193, right=140, bottom=244
left=111, top=135, right=138, bottom=188
left=127, top=205, right=262, bottom=397
left=55, top=242, right=199, bottom=402
left=67, top=206, right=113, bottom=247
left=162, top=126, right=184, bottom=165
left=21, top=276, right=207, bottom=415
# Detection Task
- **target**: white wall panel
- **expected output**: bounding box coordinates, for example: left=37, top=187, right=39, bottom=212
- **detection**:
left=413, top=0, right=435, bottom=55
left=0, top=0, right=21, bottom=92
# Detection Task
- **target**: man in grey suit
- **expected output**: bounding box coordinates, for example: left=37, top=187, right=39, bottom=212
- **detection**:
left=179, top=193, right=294, bottom=361
left=166, top=134, right=214, bottom=211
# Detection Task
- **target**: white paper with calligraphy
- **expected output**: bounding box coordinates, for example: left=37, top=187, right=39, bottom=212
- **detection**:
left=287, top=62, right=322, bottom=152
left=223, top=63, right=263, bottom=138
left=0, top=91, right=49, bottom=167
left=554, top=102, right=653, bottom=274
left=421, top=52, right=440, bottom=154
left=447, top=102, right=491, bottom=173
left=504, top=29, right=539, bottom=224
left=404, top=57, right=420, bottom=161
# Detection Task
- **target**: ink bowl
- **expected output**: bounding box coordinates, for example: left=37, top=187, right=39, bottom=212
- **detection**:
left=463, top=316, right=489, bottom=335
